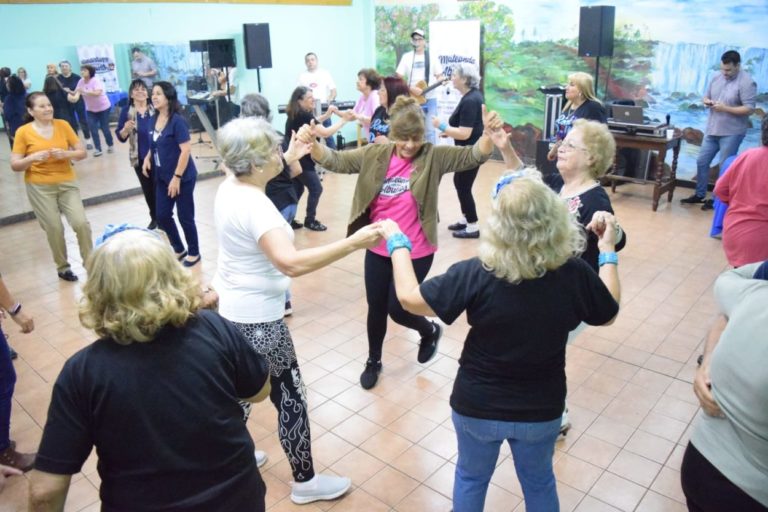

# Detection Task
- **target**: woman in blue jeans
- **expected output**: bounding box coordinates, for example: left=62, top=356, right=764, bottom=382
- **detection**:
left=0, top=273, right=35, bottom=473
left=284, top=86, right=351, bottom=231
left=70, top=65, right=113, bottom=157
left=382, top=170, right=621, bottom=511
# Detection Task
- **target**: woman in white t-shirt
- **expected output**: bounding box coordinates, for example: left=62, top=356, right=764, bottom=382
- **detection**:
left=213, top=117, right=381, bottom=506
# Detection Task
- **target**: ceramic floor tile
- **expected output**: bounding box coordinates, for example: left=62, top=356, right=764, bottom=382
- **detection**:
left=1, top=157, right=726, bottom=511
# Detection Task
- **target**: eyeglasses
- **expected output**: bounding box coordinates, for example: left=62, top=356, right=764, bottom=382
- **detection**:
left=560, top=140, right=587, bottom=152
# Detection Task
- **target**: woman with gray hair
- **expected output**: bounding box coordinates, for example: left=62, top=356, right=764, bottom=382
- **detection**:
left=212, top=116, right=381, bottom=505
left=381, top=170, right=621, bottom=511
left=239, top=93, right=302, bottom=314
left=433, top=62, right=485, bottom=238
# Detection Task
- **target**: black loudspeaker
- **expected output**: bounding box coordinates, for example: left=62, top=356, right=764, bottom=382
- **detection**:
left=208, top=39, right=236, bottom=68
left=578, top=6, right=615, bottom=57
left=243, top=23, right=272, bottom=69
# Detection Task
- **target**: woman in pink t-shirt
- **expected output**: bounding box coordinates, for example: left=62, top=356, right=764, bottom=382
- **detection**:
left=299, top=96, right=503, bottom=390
left=70, top=64, right=113, bottom=157
left=351, top=68, right=381, bottom=140
left=714, top=115, right=768, bottom=267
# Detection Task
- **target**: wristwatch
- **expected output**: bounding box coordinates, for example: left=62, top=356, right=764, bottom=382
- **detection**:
left=696, top=354, right=704, bottom=367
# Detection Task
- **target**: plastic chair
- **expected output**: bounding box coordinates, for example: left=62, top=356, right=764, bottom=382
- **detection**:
left=710, top=155, right=737, bottom=238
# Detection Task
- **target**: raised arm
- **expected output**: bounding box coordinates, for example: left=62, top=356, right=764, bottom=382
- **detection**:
left=298, top=122, right=366, bottom=175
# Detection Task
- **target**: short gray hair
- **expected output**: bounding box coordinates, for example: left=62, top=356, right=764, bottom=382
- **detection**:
left=217, top=117, right=282, bottom=178
left=454, top=62, right=481, bottom=89
left=240, top=93, right=272, bottom=121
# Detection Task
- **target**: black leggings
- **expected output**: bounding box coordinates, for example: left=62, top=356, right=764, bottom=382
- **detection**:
left=234, top=320, right=315, bottom=483
left=681, top=442, right=767, bottom=512
left=132, top=164, right=156, bottom=223
left=453, top=166, right=479, bottom=223
left=364, top=250, right=434, bottom=362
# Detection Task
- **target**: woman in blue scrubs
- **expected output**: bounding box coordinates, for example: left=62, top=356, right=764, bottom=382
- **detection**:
left=142, top=81, right=200, bottom=266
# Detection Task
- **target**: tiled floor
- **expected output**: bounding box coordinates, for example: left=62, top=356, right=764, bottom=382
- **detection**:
left=0, top=149, right=725, bottom=511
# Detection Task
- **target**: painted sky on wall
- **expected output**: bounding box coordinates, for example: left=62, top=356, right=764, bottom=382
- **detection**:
left=377, top=0, right=768, bottom=47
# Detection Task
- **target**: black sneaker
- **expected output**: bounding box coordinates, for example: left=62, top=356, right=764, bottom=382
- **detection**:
left=305, top=219, right=327, bottom=232
left=453, top=229, right=480, bottom=239
left=290, top=220, right=303, bottom=229
left=701, top=199, right=715, bottom=211
left=360, top=359, right=382, bottom=390
left=9, top=346, right=18, bottom=360
left=680, top=194, right=705, bottom=204
left=447, top=221, right=467, bottom=231
left=417, top=322, right=442, bottom=364
left=57, top=270, right=78, bottom=282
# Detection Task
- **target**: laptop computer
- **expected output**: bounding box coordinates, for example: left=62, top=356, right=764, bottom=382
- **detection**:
left=610, top=105, right=645, bottom=125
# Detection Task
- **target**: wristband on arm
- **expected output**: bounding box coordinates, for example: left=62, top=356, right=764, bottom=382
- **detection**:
left=598, top=252, right=618, bottom=266
left=386, top=233, right=412, bottom=256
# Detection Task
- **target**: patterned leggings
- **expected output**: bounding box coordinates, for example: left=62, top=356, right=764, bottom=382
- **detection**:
left=233, top=319, right=315, bottom=482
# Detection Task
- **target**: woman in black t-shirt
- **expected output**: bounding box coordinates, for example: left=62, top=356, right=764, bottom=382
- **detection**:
left=369, top=75, right=410, bottom=144
left=432, top=63, right=485, bottom=239
left=284, top=86, right=351, bottom=231
left=548, top=71, right=607, bottom=161
left=31, top=228, right=271, bottom=511
left=43, top=76, right=74, bottom=125
left=381, top=172, right=621, bottom=512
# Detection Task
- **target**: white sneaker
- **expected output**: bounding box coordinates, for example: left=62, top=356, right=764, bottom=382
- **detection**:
left=107, top=146, right=114, bottom=154
left=290, top=474, right=351, bottom=504
left=254, top=450, right=268, bottom=468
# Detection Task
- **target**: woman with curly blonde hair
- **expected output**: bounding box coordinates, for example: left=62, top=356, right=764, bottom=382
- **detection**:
left=30, top=228, right=271, bottom=512
left=381, top=171, right=621, bottom=512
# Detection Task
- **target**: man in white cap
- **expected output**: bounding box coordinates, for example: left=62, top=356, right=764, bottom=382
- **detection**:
left=396, top=28, right=443, bottom=144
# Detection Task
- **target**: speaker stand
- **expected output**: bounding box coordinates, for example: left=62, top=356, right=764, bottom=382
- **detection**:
left=256, top=67, right=262, bottom=93
left=594, top=55, right=601, bottom=97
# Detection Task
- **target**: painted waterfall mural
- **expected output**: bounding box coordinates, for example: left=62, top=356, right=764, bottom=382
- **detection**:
left=374, top=0, right=768, bottom=180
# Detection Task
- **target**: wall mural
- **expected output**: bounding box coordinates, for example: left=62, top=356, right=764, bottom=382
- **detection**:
left=374, top=0, right=768, bottom=179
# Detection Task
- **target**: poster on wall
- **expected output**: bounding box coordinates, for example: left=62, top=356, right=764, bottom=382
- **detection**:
left=429, top=19, right=481, bottom=146
left=127, top=42, right=219, bottom=106
left=77, top=45, right=120, bottom=93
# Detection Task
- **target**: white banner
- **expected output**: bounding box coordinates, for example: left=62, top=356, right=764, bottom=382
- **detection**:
left=76, top=44, right=120, bottom=93
left=429, top=19, right=481, bottom=146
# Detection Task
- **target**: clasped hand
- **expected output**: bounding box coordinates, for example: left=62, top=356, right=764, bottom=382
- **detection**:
left=586, top=211, right=619, bottom=248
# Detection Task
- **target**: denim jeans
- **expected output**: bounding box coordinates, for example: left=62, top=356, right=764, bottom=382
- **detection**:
left=422, top=98, right=438, bottom=145
left=0, top=325, right=15, bottom=452
left=295, top=170, right=322, bottom=222
left=452, top=410, right=561, bottom=512
left=322, top=118, right=336, bottom=150
left=86, top=107, right=114, bottom=151
left=695, top=134, right=745, bottom=197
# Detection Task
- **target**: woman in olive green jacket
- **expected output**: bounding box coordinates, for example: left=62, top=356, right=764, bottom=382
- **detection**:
left=300, top=96, right=503, bottom=390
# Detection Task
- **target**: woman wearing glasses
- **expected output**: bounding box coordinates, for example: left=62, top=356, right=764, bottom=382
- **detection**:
left=213, top=117, right=382, bottom=505
left=495, top=119, right=626, bottom=437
